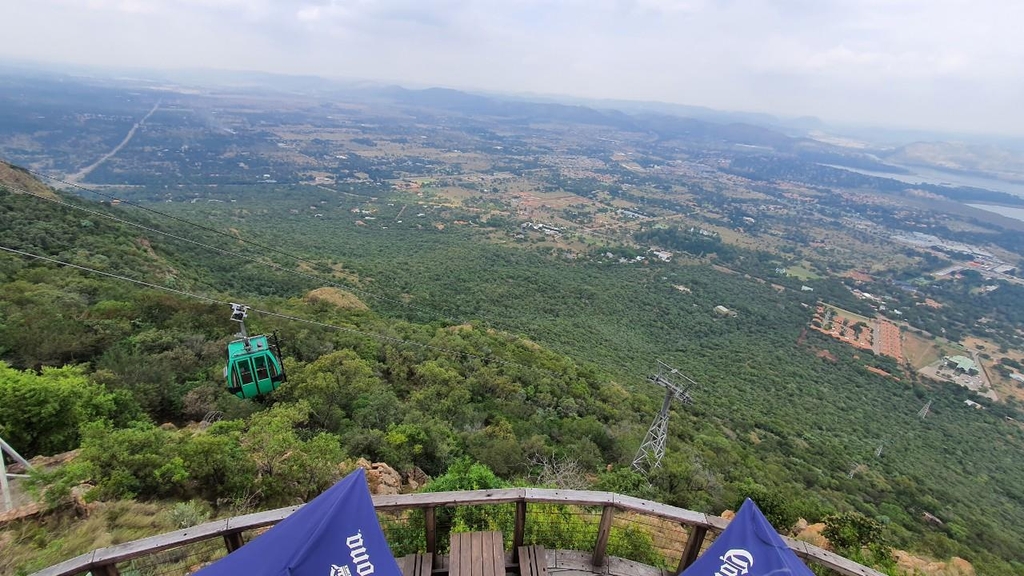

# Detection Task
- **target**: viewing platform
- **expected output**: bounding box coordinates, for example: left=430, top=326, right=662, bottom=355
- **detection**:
left=32, top=488, right=883, bottom=576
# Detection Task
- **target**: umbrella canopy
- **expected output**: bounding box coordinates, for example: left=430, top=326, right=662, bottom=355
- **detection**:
left=680, top=498, right=813, bottom=576
left=195, top=467, right=402, bottom=576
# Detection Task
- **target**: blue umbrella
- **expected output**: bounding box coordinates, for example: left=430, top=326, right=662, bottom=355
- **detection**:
left=195, top=467, right=402, bottom=576
left=680, top=498, right=814, bottom=576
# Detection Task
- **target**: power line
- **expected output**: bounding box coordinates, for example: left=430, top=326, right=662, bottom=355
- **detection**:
left=28, top=169, right=330, bottom=268
left=21, top=169, right=540, bottom=341
left=3, top=182, right=458, bottom=322
left=0, top=244, right=562, bottom=376
left=22, top=171, right=480, bottom=323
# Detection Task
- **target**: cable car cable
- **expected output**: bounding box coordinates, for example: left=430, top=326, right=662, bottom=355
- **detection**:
left=4, top=182, right=459, bottom=322
left=0, top=244, right=563, bottom=376
left=22, top=170, right=522, bottom=330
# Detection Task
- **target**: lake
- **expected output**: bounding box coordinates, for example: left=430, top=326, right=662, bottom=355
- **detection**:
left=828, top=164, right=1024, bottom=200
left=967, top=204, right=1024, bottom=223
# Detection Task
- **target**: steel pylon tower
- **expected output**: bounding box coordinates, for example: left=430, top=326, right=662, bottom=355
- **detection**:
left=917, top=400, right=932, bottom=420
left=631, top=361, right=697, bottom=477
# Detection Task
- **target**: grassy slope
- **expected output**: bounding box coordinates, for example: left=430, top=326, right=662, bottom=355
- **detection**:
left=1, top=170, right=1022, bottom=573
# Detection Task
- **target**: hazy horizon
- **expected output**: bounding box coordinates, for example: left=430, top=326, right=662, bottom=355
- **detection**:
left=3, top=0, right=1022, bottom=137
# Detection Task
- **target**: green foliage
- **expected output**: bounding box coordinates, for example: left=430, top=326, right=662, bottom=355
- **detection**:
left=728, top=479, right=799, bottom=531
left=44, top=404, right=344, bottom=508
left=594, top=467, right=658, bottom=501
left=0, top=362, right=139, bottom=456
left=240, top=402, right=346, bottom=505
left=426, top=457, right=508, bottom=492
left=167, top=500, right=212, bottom=529
left=823, top=512, right=886, bottom=553
left=78, top=422, right=187, bottom=500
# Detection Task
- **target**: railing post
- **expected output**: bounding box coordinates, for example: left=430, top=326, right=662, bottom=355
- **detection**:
left=94, top=563, right=120, bottom=576
left=678, top=525, right=708, bottom=572
left=592, top=505, right=615, bottom=567
left=513, top=500, right=526, bottom=550
left=223, top=532, right=244, bottom=553
left=424, top=506, right=437, bottom=554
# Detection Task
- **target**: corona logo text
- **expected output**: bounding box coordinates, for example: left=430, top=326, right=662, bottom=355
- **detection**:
left=346, top=531, right=375, bottom=576
left=715, top=549, right=754, bottom=576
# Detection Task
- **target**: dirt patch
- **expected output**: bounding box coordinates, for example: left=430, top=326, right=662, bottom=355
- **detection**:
left=904, top=331, right=946, bottom=370
left=842, top=270, right=874, bottom=283
left=303, top=287, right=367, bottom=311
left=866, top=365, right=898, bottom=380
left=136, top=237, right=159, bottom=259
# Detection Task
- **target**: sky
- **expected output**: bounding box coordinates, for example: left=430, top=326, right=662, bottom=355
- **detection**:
left=3, top=0, right=1023, bottom=136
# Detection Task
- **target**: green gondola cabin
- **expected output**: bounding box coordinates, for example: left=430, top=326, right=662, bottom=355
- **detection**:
left=224, top=303, right=286, bottom=399
left=225, top=335, right=286, bottom=399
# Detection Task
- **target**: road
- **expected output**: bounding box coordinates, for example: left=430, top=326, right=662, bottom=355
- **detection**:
left=69, top=100, right=161, bottom=183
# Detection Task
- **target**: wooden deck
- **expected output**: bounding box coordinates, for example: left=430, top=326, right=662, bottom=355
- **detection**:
left=430, top=549, right=669, bottom=576
left=31, top=488, right=885, bottom=576
left=408, top=549, right=668, bottom=576
left=449, top=531, right=504, bottom=576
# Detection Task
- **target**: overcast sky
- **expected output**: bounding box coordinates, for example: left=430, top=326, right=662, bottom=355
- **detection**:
left=3, top=0, right=1022, bottom=136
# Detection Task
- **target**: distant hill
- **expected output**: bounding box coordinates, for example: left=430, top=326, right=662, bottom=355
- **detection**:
left=368, top=85, right=832, bottom=154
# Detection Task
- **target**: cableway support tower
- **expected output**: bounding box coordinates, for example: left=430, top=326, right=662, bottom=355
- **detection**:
left=631, top=361, right=697, bottom=477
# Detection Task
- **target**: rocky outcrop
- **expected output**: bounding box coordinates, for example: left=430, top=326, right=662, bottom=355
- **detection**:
left=352, top=460, right=431, bottom=494
left=894, top=550, right=975, bottom=575
left=405, top=467, right=430, bottom=492
left=355, top=458, right=403, bottom=495
left=0, top=502, right=42, bottom=526
left=71, top=483, right=98, bottom=516
left=8, top=449, right=80, bottom=474
left=792, top=520, right=829, bottom=549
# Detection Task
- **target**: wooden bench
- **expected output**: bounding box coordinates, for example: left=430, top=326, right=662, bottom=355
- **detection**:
left=517, top=545, right=547, bottom=576
left=449, top=531, right=505, bottom=576
left=399, top=553, right=433, bottom=576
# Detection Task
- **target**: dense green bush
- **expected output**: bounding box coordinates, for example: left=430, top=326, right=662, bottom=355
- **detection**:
left=0, top=362, right=139, bottom=456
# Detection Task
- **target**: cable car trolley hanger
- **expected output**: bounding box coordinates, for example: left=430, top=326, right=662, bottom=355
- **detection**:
left=224, top=303, right=286, bottom=399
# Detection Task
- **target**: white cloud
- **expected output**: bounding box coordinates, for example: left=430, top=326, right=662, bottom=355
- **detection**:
left=2, top=0, right=1022, bottom=135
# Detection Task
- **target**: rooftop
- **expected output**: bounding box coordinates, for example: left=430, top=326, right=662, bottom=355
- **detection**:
left=944, top=355, right=977, bottom=372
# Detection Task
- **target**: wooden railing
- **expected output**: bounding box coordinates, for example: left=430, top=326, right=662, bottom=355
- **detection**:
left=32, top=488, right=884, bottom=576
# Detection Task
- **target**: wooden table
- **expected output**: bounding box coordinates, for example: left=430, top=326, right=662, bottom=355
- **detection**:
left=449, top=531, right=505, bottom=576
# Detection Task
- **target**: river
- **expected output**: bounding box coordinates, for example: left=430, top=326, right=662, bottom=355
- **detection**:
left=827, top=164, right=1024, bottom=200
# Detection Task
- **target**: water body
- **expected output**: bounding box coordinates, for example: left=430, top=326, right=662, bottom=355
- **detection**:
left=830, top=164, right=1024, bottom=200
left=967, top=204, right=1024, bottom=223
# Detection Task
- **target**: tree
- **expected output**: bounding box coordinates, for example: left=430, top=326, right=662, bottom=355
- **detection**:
left=241, top=402, right=346, bottom=506
left=0, top=362, right=138, bottom=456
left=76, top=421, right=186, bottom=500
left=728, top=479, right=798, bottom=532
left=822, top=512, right=895, bottom=571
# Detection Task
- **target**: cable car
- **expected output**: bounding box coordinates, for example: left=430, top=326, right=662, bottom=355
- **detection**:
left=224, top=303, right=286, bottom=399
